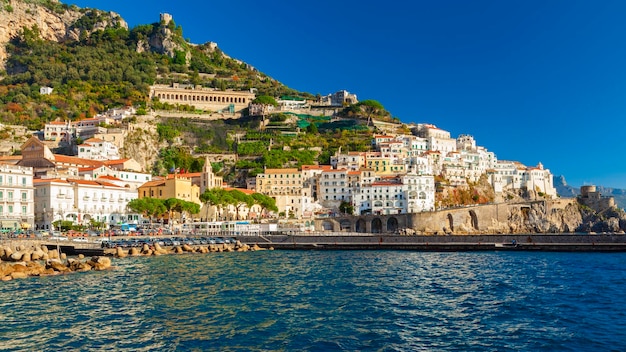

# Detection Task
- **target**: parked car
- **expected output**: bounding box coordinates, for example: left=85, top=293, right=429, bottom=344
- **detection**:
left=72, top=237, right=88, bottom=243
left=49, top=235, right=69, bottom=241
left=35, top=230, right=50, bottom=238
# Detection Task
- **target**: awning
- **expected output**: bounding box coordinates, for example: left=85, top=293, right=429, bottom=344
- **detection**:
left=21, top=223, right=31, bottom=229
left=1, top=220, right=17, bottom=229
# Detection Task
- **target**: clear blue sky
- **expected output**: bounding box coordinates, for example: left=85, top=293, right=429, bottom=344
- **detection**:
left=69, top=0, right=626, bottom=189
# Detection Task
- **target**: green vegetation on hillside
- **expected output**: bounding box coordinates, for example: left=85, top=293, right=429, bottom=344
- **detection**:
left=0, top=3, right=407, bottom=184
left=0, top=7, right=310, bottom=128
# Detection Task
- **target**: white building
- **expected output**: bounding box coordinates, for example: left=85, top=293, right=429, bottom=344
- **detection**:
left=34, top=178, right=139, bottom=231
left=330, top=151, right=365, bottom=170
left=364, top=177, right=408, bottom=215
left=0, top=164, right=34, bottom=232
left=44, top=121, right=73, bottom=143
left=277, top=96, right=308, bottom=110
left=402, top=173, right=435, bottom=213
left=78, top=165, right=151, bottom=190
left=318, top=169, right=349, bottom=207
left=318, top=90, right=358, bottom=106
left=39, top=86, right=53, bottom=95
left=77, top=138, right=120, bottom=160
left=488, top=161, right=557, bottom=199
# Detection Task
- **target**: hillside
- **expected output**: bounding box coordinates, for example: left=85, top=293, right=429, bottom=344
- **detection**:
left=0, top=0, right=401, bottom=183
left=0, top=0, right=309, bottom=130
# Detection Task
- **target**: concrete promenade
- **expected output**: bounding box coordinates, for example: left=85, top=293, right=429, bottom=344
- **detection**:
left=8, top=233, right=626, bottom=255
left=238, top=233, right=626, bottom=252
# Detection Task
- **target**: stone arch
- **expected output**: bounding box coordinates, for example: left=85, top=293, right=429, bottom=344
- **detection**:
left=469, top=210, right=479, bottom=230
left=339, top=219, right=351, bottom=232
left=447, top=213, right=454, bottom=232
left=371, top=218, right=382, bottom=233
left=322, top=220, right=333, bottom=231
left=387, top=217, right=399, bottom=233
left=356, top=218, right=366, bottom=233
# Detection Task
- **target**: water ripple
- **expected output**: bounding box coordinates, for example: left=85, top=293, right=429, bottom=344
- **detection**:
left=1, top=251, right=626, bottom=351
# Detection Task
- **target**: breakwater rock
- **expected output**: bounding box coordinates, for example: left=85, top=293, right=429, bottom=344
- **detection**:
left=108, top=240, right=270, bottom=258
left=0, top=242, right=112, bottom=281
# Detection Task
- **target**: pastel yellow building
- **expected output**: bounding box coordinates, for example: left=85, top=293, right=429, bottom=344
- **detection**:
left=138, top=175, right=201, bottom=206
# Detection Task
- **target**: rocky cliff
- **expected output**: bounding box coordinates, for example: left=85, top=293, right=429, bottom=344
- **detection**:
left=0, top=0, right=126, bottom=68
left=505, top=201, right=583, bottom=234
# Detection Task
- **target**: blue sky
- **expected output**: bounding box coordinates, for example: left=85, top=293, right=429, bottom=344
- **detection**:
left=68, top=0, right=626, bottom=189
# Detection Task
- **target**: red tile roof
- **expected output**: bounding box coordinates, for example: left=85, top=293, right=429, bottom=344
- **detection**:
left=224, top=187, right=255, bottom=195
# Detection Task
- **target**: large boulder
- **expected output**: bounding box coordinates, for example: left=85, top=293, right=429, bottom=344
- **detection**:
left=3, top=247, right=13, bottom=260
left=182, top=244, right=193, bottom=252
left=46, top=260, right=71, bottom=273
left=88, top=256, right=112, bottom=271
left=116, top=247, right=128, bottom=258
left=10, top=272, right=28, bottom=280
left=31, top=248, right=45, bottom=261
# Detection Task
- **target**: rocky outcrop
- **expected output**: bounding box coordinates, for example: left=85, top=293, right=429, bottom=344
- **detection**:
left=0, top=0, right=126, bottom=68
left=135, top=13, right=188, bottom=62
left=503, top=202, right=584, bottom=234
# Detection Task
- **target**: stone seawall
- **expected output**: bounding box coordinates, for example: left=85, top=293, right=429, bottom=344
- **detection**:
left=316, top=199, right=586, bottom=234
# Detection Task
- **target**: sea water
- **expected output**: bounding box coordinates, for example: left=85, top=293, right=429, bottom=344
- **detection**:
left=1, top=251, right=626, bottom=351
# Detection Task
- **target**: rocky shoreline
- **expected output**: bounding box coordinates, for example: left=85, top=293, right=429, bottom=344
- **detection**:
left=0, top=240, right=270, bottom=281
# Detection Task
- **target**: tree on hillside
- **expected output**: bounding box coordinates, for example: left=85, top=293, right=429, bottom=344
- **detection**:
left=359, top=100, right=386, bottom=126
left=252, top=95, right=278, bottom=106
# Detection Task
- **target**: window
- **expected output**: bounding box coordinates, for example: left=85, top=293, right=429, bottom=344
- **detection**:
left=22, top=192, right=27, bottom=201
left=0, top=191, right=3, bottom=200
left=22, top=206, right=27, bottom=215
left=22, top=177, right=26, bottom=186
left=8, top=192, right=13, bottom=201
left=8, top=205, right=13, bottom=214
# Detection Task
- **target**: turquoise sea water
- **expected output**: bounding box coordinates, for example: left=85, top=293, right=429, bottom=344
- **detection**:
left=1, top=251, right=626, bottom=351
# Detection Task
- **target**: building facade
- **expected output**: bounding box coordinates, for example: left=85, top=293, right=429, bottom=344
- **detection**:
left=34, top=178, right=138, bottom=231
left=0, top=164, right=34, bottom=232
left=150, top=84, right=255, bottom=113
